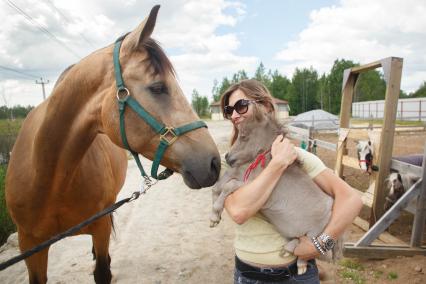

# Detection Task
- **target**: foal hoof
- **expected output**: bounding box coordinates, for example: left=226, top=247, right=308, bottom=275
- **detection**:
left=210, top=220, right=219, bottom=227
left=297, top=265, right=307, bottom=275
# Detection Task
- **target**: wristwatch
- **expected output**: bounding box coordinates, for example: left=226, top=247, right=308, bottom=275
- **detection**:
left=318, top=233, right=336, bottom=251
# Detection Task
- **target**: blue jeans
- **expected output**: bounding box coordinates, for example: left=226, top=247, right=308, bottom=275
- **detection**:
left=234, top=259, right=320, bottom=284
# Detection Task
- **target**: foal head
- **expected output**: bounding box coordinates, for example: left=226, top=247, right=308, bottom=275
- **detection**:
left=226, top=113, right=285, bottom=167
left=384, top=172, right=419, bottom=211
left=356, top=140, right=373, bottom=172
left=97, top=6, right=220, bottom=188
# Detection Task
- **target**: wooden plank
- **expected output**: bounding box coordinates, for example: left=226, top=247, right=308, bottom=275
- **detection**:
left=344, top=243, right=426, bottom=259
left=342, top=156, right=360, bottom=169
left=391, top=159, right=423, bottom=176
left=410, top=145, right=426, bottom=247
left=370, top=57, right=404, bottom=226
left=352, top=217, right=407, bottom=245
left=350, top=60, right=383, bottom=74
left=356, top=180, right=422, bottom=246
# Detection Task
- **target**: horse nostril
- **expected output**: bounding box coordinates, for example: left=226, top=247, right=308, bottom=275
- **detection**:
left=225, top=153, right=229, bottom=161
left=211, top=156, right=220, bottom=177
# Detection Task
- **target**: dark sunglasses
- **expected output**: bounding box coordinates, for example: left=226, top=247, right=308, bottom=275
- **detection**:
left=224, top=99, right=258, bottom=119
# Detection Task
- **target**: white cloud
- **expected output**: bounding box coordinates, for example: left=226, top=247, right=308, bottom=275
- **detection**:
left=0, top=0, right=257, bottom=106
left=275, top=0, right=426, bottom=93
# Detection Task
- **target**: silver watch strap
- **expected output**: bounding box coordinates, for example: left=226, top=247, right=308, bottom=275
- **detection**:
left=311, top=236, right=325, bottom=255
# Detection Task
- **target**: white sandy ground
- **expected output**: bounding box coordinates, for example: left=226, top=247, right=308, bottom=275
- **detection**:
left=0, top=121, right=238, bottom=284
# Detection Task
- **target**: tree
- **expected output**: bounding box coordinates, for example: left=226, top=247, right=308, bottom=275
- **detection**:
left=324, top=59, right=358, bottom=114
left=411, top=81, right=426, bottom=98
left=354, top=70, right=386, bottom=102
left=231, top=70, right=249, bottom=84
left=191, top=89, right=209, bottom=118
left=269, top=70, right=291, bottom=101
left=253, top=62, right=271, bottom=89
left=289, top=67, right=319, bottom=115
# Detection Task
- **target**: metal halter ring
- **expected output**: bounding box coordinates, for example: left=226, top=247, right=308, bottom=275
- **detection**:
left=116, top=87, right=130, bottom=101
left=160, top=127, right=178, bottom=145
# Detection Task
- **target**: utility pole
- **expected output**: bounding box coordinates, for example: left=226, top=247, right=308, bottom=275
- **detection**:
left=36, top=78, right=49, bottom=100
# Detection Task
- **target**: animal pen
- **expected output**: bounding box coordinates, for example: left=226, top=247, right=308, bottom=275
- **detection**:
left=289, top=57, right=426, bottom=259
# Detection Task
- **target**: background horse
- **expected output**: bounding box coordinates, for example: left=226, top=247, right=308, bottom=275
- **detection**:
left=5, top=5, right=220, bottom=284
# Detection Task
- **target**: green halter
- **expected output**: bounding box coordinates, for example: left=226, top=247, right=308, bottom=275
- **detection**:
left=113, top=34, right=207, bottom=181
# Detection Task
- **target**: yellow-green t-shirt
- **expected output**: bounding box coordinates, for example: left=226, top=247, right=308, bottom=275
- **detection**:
left=228, top=147, right=327, bottom=265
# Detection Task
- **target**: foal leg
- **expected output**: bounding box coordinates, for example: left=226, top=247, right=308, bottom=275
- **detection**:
left=18, top=231, right=50, bottom=284
left=91, top=216, right=113, bottom=284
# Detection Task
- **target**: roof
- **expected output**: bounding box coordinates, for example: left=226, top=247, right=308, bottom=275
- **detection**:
left=210, top=97, right=288, bottom=107
left=291, top=109, right=339, bottom=130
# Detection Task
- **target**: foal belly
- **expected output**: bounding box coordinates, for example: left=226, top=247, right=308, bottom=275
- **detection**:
left=260, top=166, right=333, bottom=238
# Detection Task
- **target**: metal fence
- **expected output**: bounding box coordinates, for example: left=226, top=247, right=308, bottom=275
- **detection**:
left=352, top=98, right=426, bottom=121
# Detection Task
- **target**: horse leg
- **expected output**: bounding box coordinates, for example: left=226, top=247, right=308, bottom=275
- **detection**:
left=18, top=231, right=50, bottom=284
left=91, top=216, right=113, bottom=284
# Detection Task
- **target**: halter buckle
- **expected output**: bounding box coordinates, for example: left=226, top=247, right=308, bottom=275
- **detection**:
left=160, top=127, right=178, bottom=145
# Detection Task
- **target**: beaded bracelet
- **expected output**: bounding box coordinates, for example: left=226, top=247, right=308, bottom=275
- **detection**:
left=311, top=236, right=326, bottom=255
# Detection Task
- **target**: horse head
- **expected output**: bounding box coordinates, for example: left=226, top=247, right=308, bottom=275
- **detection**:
left=99, top=6, right=220, bottom=188
left=226, top=112, right=285, bottom=167
left=356, top=140, right=373, bottom=172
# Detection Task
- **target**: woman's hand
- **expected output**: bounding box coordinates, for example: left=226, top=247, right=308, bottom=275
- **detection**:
left=294, top=236, right=320, bottom=260
left=270, top=135, right=297, bottom=170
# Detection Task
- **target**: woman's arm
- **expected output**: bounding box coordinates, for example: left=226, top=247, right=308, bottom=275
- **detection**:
left=224, top=136, right=297, bottom=224
left=294, top=168, right=363, bottom=260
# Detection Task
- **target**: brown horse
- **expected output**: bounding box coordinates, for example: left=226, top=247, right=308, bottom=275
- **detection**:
left=5, top=5, right=220, bottom=284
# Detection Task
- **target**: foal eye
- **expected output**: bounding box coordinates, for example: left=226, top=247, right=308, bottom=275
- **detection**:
left=148, top=83, right=168, bottom=95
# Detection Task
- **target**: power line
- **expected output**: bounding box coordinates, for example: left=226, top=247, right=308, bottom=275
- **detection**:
left=5, top=0, right=82, bottom=59
left=0, top=65, right=39, bottom=79
left=44, top=0, right=96, bottom=48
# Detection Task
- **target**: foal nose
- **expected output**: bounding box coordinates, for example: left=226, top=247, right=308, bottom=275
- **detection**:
left=225, top=153, right=236, bottom=167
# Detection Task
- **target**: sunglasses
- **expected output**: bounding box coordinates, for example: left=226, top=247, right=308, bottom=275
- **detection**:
left=224, top=99, right=258, bottom=119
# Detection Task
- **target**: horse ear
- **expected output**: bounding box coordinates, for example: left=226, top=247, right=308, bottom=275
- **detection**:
left=139, top=5, right=160, bottom=44
left=128, top=5, right=160, bottom=49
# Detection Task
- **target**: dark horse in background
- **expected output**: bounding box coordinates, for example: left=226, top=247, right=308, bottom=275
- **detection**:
left=5, top=6, right=220, bottom=284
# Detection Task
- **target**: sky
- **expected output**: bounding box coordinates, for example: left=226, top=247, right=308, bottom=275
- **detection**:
left=0, top=0, right=425, bottom=107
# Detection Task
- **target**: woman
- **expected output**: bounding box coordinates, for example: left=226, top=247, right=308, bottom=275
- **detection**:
left=220, top=79, right=363, bottom=283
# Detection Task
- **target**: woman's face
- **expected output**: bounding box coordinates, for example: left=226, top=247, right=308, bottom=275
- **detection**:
left=227, top=89, right=255, bottom=127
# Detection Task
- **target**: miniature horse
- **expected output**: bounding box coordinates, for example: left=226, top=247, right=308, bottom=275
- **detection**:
left=210, top=113, right=336, bottom=275
left=6, top=6, right=220, bottom=284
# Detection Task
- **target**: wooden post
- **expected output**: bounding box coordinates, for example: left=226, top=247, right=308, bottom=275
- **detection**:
left=369, top=57, right=403, bottom=226
left=334, top=70, right=358, bottom=177
left=410, top=143, right=426, bottom=247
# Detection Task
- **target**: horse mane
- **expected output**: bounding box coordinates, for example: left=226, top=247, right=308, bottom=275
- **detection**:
left=143, top=38, right=175, bottom=78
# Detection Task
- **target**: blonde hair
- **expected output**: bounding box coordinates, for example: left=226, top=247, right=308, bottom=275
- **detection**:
left=219, top=79, right=276, bottom=145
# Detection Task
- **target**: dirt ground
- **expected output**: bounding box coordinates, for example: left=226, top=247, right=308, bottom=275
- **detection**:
left=0, top=120, right=425, bottom=283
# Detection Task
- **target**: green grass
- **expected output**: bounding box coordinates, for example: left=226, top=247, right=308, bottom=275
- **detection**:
left=0, top=164, right=15, bottom=245
left=339, top=269, right=365, bottom=284
left=387, top=272, right=398, bottom=280
left=339, top=259, right=365, bottom=271
left=0, top=118, right=24, bottom=134
left=0, top=119, right=22, bottom=246
left=350, top=118, right=425, bottom=127
left=339, top=259, right=366, bottom=284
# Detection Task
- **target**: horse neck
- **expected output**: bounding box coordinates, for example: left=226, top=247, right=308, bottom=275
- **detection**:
left=33, top=55, right=109, bottom=188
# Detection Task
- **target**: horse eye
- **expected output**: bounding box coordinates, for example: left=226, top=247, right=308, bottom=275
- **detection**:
left=148, top=83, right=168, bottom=95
